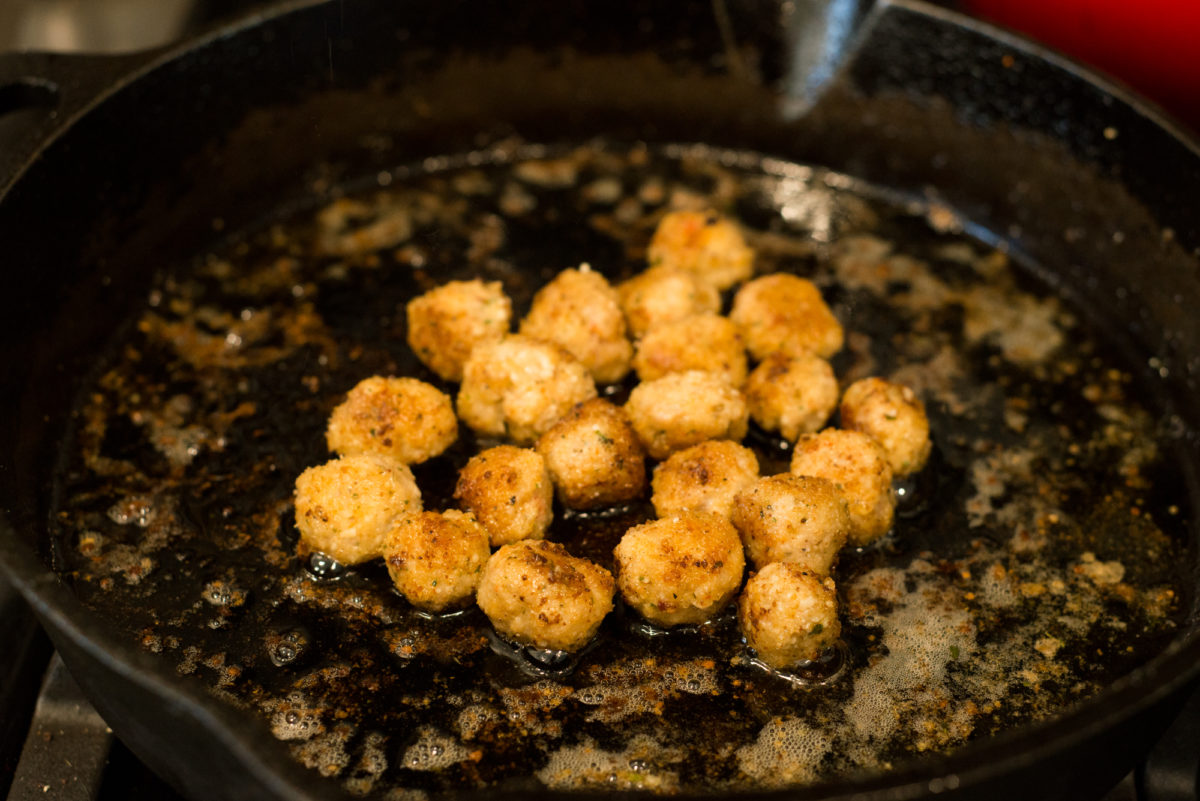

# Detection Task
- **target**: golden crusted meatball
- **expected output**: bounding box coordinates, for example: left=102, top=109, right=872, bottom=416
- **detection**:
left=535, top=399, right=647, bottom=510
left=744, top=352, right=839, bottom=442
left=613, top=512, right=746, bottom=627
left=731, top=474, right=850, bottom=574
left=293, top=453, right=422, bottom=565
left=651, top=440, right=759, bottom=522
left=738, top=562, right=840, bottom=669
left=456, top=334, right=597, bottom=445
left=384, top=510, right=490, bottom=612
left=790, top=429, right=895, bottom=546
left=646, top=209, right=754, bottom=291
left=729, top=273, right=844, bottom=360
left=624, top=371, right=749, bottom=460
left=326, top=376, right=457, bottom=465
left=631, top=312, right=748, bottom=386
left=405, top=279, right=512, bottom=382
left=518, top=266, right=632, bottom=384
left=454, top=445, right=554, bottom=547
left=616, top=265, right=721, bottom=339
left=840, top=377, right=932, bottom=477
left=476, top=540, right=614, bottom=652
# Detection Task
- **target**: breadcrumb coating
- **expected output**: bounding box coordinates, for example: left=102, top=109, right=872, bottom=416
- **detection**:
left=790, top=429, right=895, bottom=546
left=730, top=273, right=843, bottom=360
left=731, top=474, right=850, bottom=574
left=631, top=312, right=747, bottom=386
left=454, top=445, right=554, bottom=547
left=738, top=562, right=840, bottom=668
left=646, top=209, right=754, bottom=290
left=625, top=370, right=749, bottom=460
left=651, top=440, right=759, bottom=522
left=326, top=376, right=457, bottom=465
left=840, top=377, right=931, bottom=477
left=616, top=265, right=721, bottom=339
left=384, top=509, right=490, bottom=612
left=476, top=540, right=614, bottom=652
left=405, top=279, right=512, bottom=382
left=294, top=453, right=422, bottom=565
left=614, top=512, right=745, bottom=627
left=536, top=399, right=647, bottom=510
left=744, top=352, right=839, bottom=441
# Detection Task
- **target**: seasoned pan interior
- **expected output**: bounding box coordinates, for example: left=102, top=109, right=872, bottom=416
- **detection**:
left=48, top=140, right=1193, bottom=796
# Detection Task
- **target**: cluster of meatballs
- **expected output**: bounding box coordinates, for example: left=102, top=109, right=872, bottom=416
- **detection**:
left=292, top=208, right=931, bottom=669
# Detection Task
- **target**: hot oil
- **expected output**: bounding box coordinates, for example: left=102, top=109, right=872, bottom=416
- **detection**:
left=51, top=141, right=1190, bottom=795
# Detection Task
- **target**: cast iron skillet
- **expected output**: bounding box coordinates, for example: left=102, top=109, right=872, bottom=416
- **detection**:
left=1, top=1, right=1200, bottom=799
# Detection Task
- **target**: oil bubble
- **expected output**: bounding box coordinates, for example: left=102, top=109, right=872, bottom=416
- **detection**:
left=306, top=552, right=346, bottom=580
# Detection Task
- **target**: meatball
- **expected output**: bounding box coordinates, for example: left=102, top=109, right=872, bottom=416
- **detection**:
left=293, top=453, right=422, bottom=565
left=476, top=540, right=614, bottom=652
left=738, top=562, right=840, bottom=669
left=631, top=312, right=748, bottom=386
left=457, top=334, right=597, bottom=445
left=613, top=512, right=746, bottom=627
left=729, top=273, right=844, bottom=360
left=790, top=429, right=895, bottom=546
left=624, top=371, right=749, bottom=460
left=731, top=474, right=850, bottom=574
left=384, top=510, right=490, bottom=612
left=646, top=209, right=754, bottom=291
left=535, top=399, right=647, bottom=510
left=454, top=445, right=554, bottom=547
left=405, top=279, right=512, bottom=382
left=518, top=266, right=632, bottom=384
left=616, top=265, right=721, bottom=339
left=840, top=377, right=932, bottom=477
left=744, top=352, right=838, bottom=442
left=651, top=440, right=759, bottom=522
left=326, top=376, right=457, bottom=465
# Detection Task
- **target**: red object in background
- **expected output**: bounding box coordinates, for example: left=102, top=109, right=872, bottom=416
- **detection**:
left=963, top=0, right=1200, bottom=135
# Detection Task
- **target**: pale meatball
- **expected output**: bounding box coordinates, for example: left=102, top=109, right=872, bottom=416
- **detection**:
left=453, top=445, right=554, bottom=547
left=790, top=429, right=895, bottom=546
left=405, top=279, right=512, bottom=382
left=646, top=209, right=754, bottom=290
left=744, top=352, right=839, bottom=442
left=326, top=376, right=457, bottom=465
left=840, top=377, right=932, bottom=477
left=384, top=510, right=490, bottom=612
left=624, top=371, right=749, bottom=460
left=738, top=562, right=840, bottom=669
left=535, top=399, right=647, bottom=510
left=729, top=273, right=844, bottom=360
left=293, top=453, right=422, bottom=565
left=631, top=313, right=747, bottom=386
left=476, top=540, right=615, bottom=652
left=457, top=334, right=597, bottom=445
left=731, top=474, right=850, bottom=574
left=519, top=266, right=632, bottom=384
left=616, top=265, right=721, bottom=339
left=613, top=512, right=746, bottom=627
left=651, top=440, right=759, bottom=522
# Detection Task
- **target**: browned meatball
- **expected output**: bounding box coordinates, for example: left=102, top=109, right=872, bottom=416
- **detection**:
left=738, top=562, right=840, bottom=669
left=616, top=265, right=721, bottom=339
left=457, top=334, right=597, bottom=445
left=646, top=209, right=754, bottom=291
left=631, top=313, right=748, bottom=386
left=790, top=429, right=895, bottom=546
left=729, top=273, right=843, bottom=360
left=731, top=474, right=850, bottom=574
left=293, top=453, right=422, bottom=565
left=535, top=399, right=647, bottom=510
left=519, top=266, right=633, bottom=384
left=613, top=513, right=746, bottom=627
left=476, top=540, right=615, bottom=652
left=840, top=377, right=932, bottom=477
left=384, top=510, right=491, bottom=612
left=624, top=371, right=749, bottom=460
left=651, top=440, right=759, bottom=522
left=744, top=352, right=839, bottom=441
left=405, top=279, right=512, bottom=382
left=454, top=445, right=554, bottom=547
left=326, top=376, right=457, bottom=465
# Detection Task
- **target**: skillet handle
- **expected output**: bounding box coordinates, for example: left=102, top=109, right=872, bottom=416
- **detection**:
left=0, top=49, right=161, bottom=194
